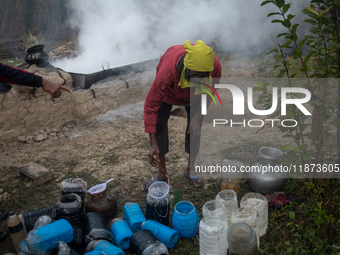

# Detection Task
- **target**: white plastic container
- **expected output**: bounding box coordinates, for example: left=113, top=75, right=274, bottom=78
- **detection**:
left=202, top=200, right=228, bottom=224
left=231, top=207, right=260, bottom=248
left=199, top=216, right=228, bottom=255
left=215, top=189, right=239, bottom=228
left=227, top=222, right=258, bottom=255
left=240, top=193, right=268, bottom=236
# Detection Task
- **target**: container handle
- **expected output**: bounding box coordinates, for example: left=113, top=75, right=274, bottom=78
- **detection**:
left=155, top=197, right=169, bottom=219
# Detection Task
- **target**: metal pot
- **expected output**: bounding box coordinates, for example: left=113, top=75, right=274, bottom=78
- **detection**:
left=248, top=147, right=287, bottom=194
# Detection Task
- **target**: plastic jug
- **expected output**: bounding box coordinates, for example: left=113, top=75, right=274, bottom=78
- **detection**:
left=145, top=181, right=170, bottom=226
left=227, top=222, right=258, bottom=255
left=123, top=203, right=146, bottom=233
left=129, top=229, right=169, bottom=255
left=199, top=216, right=228, bottom=255
left=141, top=220, right=179, bottom=249
left=240, top=193, right=268, bottom=236
left=172, top=201, right=199, bottom=239
left=109, top=218, right=133, bottom=250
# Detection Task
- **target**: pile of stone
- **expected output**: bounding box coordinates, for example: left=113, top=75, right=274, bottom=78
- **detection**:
left=17, top=127, right=62, bottom=144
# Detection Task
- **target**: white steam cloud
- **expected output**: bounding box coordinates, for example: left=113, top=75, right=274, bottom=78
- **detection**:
left=53, top=0, right=310, bottom=74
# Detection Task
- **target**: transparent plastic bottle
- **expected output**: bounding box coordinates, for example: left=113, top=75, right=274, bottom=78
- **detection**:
left=227, top=222, right=258, bottom=255
left=7, top=211, right=26, bottom=251
left=199, top=216, right=228, bottom=255
left=215, top=189, right=239, bottom=228
left=231, top=207, right=260, bottom=248
left=240, top=193, right=268, bottom=236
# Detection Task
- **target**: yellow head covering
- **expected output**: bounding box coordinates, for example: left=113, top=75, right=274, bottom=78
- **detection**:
left=183, top=40, right=214, bottom=72
left=178, top=40, right=214, bottom=94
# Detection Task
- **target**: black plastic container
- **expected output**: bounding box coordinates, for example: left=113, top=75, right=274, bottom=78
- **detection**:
left=84, top=212, right=113, bottom=246
left=57, top=194, right=83, bottom=229
left=42, top=241, right=79, bottom=255
left=130, top=229, right=169, bottom=255
left=22, top=205, right=57, bottom=233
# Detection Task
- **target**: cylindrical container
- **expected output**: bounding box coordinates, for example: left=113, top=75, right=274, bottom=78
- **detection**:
left=84, top=252, right=104, bottom=255
left=83, top=252, right=104, bottom=255
left=240, top=193, right=268, bottom=236
left=22, top=205, right=57, bottom=233
left=85, top=189, right=118, bottom=219
left=231, top=207, right=260, bottom=248
left=86, top=240, right=124, bottom=255
left=68, top=227, right=84, bottom=252
left=33, top=215, right=53, bottom=230
left=124, top=203, right=146, bottom=233
left=129, top=229, right=169, bottom=255
left=18, top=219, right=73, bottom=255
left=199, top=216, right=228, bottom=255
left=61, top=178, right=87, bottom=201
left=220, top=159, right=245, bottom=193
left=109, top=218, right=133, bottom=250
left=85, top=212, right=113, bottom=246
left=202, top=200, right=228, bottom=224
left=7, top=211, right=26, bottom=251
left=145, top=182, right=170, bottom=226
left=57, top=193, right=83, bottom=229
left=141, top=220, right=179, bottom=249
left=227, top=222, right=258, bottom=255
left=172, top=201, right=199, bottom=239
left=42, top=241, right=79, bottom=255
left=216, top=190, right=239, bottom=227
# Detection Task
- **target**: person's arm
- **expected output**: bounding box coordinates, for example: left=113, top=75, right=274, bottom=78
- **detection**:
left=0, top=63, right=72, bottom=98
left=144, top=66, right=174, bottom=166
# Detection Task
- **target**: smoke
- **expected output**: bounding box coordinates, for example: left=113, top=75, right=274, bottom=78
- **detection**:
left=53, top=0, right=310, bottom=73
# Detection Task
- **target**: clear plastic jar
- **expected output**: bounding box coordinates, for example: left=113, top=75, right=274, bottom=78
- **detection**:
left=202, top=200, right=228, bottom=224
left=240, top=193, right=268, bottom=236
left=216, top=190, right=238, bottom=227
left=199, top=216, right=228, bottom=255
left=227, top=222, right=258, bottom=255
left=231, top=207, right=260, bottom=248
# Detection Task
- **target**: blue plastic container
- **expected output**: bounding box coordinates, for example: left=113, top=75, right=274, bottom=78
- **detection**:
left=93, top=240, right=124, bottom=255
left=19, top=219, right=73, bottom=254
left=84, top=252, right=105, bottom=255
left=109, top=218, right=133, bottom=250
left=141, top=220, right=179, bottom=248
left=172, top=201, right=199, bottom=239
left=123, top=203, right=146, bottom=233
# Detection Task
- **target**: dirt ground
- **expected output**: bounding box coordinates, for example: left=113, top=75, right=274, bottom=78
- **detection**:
left=0, top=54, right=297, bottom=254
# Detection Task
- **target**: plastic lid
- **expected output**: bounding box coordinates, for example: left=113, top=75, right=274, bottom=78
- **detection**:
left=8, top=211, right=14, bottom=216
left=148, top=181, right=169, bottom=199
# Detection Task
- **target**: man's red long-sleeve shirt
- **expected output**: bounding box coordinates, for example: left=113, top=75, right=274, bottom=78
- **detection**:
left=144, top=45, right=222, bottom=134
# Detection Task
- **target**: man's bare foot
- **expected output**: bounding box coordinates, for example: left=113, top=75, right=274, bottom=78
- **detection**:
left=143, top=173, right=168, bottom=190
left=185, top=167, right=204, bottom=188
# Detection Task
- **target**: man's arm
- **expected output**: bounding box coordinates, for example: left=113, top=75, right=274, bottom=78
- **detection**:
left=0, top=63, right=72, bottom=98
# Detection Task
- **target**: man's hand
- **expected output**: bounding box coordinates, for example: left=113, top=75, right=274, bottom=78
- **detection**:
left=148, top=133, right=160, bottom=167
left=187, top=111, right=202, bottom=139
left=41, top=78, right=72, bottom=99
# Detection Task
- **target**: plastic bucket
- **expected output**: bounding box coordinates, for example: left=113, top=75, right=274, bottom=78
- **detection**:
left=172, top=201, right=199, bottom=239
left=109, top=218, right=133, bottom=250
left=123, top=203, right=146, bottom=233
left=141, top=220, right=179, bottom=249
